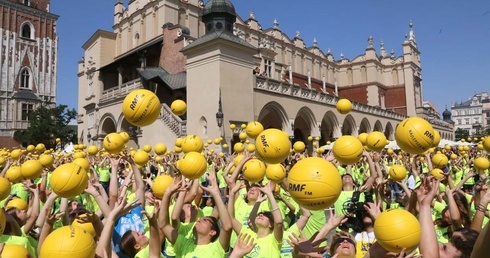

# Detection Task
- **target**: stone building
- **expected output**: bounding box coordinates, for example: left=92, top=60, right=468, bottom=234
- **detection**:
left=451, top=92, right=488, bottom=136
left=77, top=0, right=453, bottom=151
left=0, top=0, right=58, bottom=147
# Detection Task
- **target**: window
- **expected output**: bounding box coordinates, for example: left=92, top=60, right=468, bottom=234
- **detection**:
left=465, top=118, right=470, bottom=125
left=347, top=68, right=353, bottom=85
left=21, top=103, right=33, bottom=121
left=457, top=119, right=461, bottom=125
left=20, top=68, right=30, bottom=89
left=23, top=0, right=30, bottom=6
left=264, top=59, right=272, bottom=77
left=360, top=66, right=367, bottom=83
left=21, top=23, right=32, bottom=38
left=134, top=33, right=140, bottom=47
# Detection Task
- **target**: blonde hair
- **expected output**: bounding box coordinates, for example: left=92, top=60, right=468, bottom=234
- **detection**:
left=329, top=231, right=356, bottom=255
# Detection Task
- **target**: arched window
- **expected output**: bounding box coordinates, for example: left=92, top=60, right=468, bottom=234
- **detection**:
left=21, top=23, right=33, bottom=39
left=347, top=68, right=353, bottom=85
left=134, top=33, right=140, bottom=47
left=23, top=0, right=30, bottom=6
left=360, top=66, right=367, bottom=83
left=20, top=68, right=30, bottom=89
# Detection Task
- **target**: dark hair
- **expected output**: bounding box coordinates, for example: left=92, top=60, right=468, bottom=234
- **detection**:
left=68, top=207, right=89, bottom=223
left=194, top=216, right=220, bottom=242
left=451, top=228, right=479, bottom=258
left=257, top=211, right=275, bottom=230
left=120, top=230, right=138, bottom=257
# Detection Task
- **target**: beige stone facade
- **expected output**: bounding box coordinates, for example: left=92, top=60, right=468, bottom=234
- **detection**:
left=0, top=0, right=58, bottom=148
left=77, top=0, right=453, bottom=151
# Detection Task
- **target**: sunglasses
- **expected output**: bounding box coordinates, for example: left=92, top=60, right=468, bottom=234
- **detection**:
left=333, top=237, right=355, bottom=248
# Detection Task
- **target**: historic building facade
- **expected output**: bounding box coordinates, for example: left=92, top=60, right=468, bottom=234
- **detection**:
left=78, top=0, right=453, bottom=151
left=451, top=92, right=488, bottom=136
left=0, top=0, right=58, bottom=147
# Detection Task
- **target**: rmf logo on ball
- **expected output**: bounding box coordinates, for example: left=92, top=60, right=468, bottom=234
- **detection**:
left=130, top=94, right=144, bottom=111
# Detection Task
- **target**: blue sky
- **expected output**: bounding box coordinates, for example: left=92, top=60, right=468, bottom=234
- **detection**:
left=51, top=0, right=490, bottom=116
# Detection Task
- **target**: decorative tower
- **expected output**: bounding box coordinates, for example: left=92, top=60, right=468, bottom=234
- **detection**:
left=182, top=0, right=256, bottom=148
left=0, top=0, right=59, bottom=147
left=402, top=22, right=422, bottom=116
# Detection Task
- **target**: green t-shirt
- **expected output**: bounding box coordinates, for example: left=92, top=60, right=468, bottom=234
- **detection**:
left=95, top=165, right=111, bottom=182
left=135, top=244, right=165, bottom=258
left=280, top=224, right=300, bottom=258
left=241, top=227, right=281, bottom=258
left=303, top=210, right=326, bottom=240
left=231, top=195, right=270, bottom=246
left=174, top=234, right=226, bottom=258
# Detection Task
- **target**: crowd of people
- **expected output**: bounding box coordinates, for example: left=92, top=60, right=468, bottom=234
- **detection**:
left=0, top=141, right=490, bottom=258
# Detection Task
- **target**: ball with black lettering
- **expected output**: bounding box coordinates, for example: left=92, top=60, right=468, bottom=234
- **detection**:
left=40, top=226, right=96, bottom=258
left=395, top=117, right=435, bottom=154
left=255, top=129, right=290, bottom=164
left=50, top=163, right=89, bottom=198
left=122, top=89, right=161, bottom=127
left=287, top=157, right=342, bottom=210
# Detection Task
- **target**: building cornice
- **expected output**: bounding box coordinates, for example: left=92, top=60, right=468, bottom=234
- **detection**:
left=0, top=0, right=59, bottom=20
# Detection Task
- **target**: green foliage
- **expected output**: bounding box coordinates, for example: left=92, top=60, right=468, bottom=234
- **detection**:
left=14, top=103, right=77, bottom=149
left=454, top=128, right=469, bottom=141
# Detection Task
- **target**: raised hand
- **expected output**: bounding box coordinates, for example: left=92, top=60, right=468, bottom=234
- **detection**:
left=287, top=231, right=324, bottom=258
left=230, top=233, right=256, bottom=257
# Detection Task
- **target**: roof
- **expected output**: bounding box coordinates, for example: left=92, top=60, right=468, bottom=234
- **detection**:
left=203, top=0, right=236, bottom=17
left=181, top=30, right=255, bottom=52
left=12, top=90, right=41, bottom=101
left=137, top=67, right=186, bottom=90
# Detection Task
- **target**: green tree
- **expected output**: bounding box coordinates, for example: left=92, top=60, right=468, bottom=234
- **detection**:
left=14, top=104, right=77, bottom=149
left=454, top=128, right=469, bottom=141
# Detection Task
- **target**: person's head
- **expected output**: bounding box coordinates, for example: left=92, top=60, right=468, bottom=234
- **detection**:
left=68, top=207, right=90, bottom=224
left=180, top=202, right=199, bottom=222
left=255, top=211, right=274, bottom=232
left=6, top=207, right=28, bottom=225
left=329, top=232, right=356, bottom=257
left=245, top=184, right=261, bottom=202
left=120, top=230, right=149, bottom=257
left=193, top=216, right=220, bottom=242
left=342, top=174, right=354, bottom=187
left=438, top=228, right=478, bottom=258
left=361, top=213, right=373, bottom=229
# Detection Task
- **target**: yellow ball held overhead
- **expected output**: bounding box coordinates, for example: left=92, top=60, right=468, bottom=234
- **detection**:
left=152, top=175, right=174, bottom=199
left=395, top=117, right=435, bottom=154
left=366, top=131, right=387, bottom=152
left=175, top=137, right=183, bottom=147
left=73, top=158, right=90, bottom=171
left=387, top=148, right=394, bottom=155
left=374, top=209, right=421, bottom=253
left=431, top=168, right=445, bottom=179
left=230, top=124, right=236, bottom=130
left=238, top=132, right=248, bottom=141
left=178, top=151, right=207, bottom=180
left=308, top=136, right=313, bottom=141
left=10, top=149, right=23, bottom=160
left=5, top=166, right=22, bottom=183
left=119, top=132, right=130, bottom=143
left=122, top=89, right=160, bottom=126
left=287, top=157, right=342, bottom=210
left=207, top=139, right=212, bottom=145
left=358, top=133, right=369, bottom=146
left=293, top=141, right=306, bottom=153
left=431, top=153, right=448, bottom=168
left=26, top=144, right=35, bottom=153
left=181, top=134, right=204, bottom=154
left=247, top=144, right=256, bottom=152
left=240, top=124, right=247, bottom=129
left=87, top=145, right=99, bottom=156
left=336, top=98, right=352, bottom=114
left=36, top=143, right=46, bottom=153
left=246, top=121, right=264, bottom=139
left=214, top=138, right=221, bottom=145
left=389, top=165, right=407, bottom=181
left=0, top=156, right=5, bottom=166
left=223, top=143, right=229, bottom=149
left=6, top=198, right=28, bottom=211
left=20, top=159, right=43, bottom=180
left=255, top=129, right=291, bottom=164
left=154, top=143, right=167, bottom=155
left=72, top=214, right=96, bottom=238
left=474, top=157, right=490, bottom=170
left=332, top=135, right=364, bottom=165
left=234, top=142, right=245, bottom=153
left=0, top=209, right=5, bottom=235
left=0, top=177, right=11, bottom=201
left=73, top=151, right=86, bottom=159
left=171, top=99, right=187, bottom=116
left=103, top=133, right=125, bottom=154
left=50, top=163, right=89, bottom=198
left=133, top=150, right=149, bottom=166
left=143, top=145, right=152, bottom=153
left=265, top=163, right=286, bottom=183
left=40, top=226, right=96, bottom=258
left=233, top=154, right=244, bottom=166
left=242, top=159, right=266, bottom=183
left=1, top=244, right=30, bottom=258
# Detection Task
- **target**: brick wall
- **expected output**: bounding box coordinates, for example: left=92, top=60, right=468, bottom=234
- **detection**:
left=160, top=25, right=187, bottom=74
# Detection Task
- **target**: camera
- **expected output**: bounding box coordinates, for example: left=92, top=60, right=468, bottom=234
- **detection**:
left=342, top=191, right=374, bottom=232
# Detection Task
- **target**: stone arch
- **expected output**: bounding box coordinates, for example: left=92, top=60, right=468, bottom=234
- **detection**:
left=358, top=118, right=371, bottom=134
left=385, top=122, right=394, bottom=140
left=373, top=120, right=383, bottom=132
left=341, top=115, right=357, bottom=136
left=20, top=21, right=34, bottom=39
left=257, top=101, right=289, bottom=131
left=99, top=113, right=117, bottom=136
left=293, top=107, right=317, bottom=142
left=320, top=111, right=340, bottom=144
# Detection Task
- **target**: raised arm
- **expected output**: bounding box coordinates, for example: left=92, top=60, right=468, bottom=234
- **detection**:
left=227, top=182, right=244, bottom=234
left=159, top=178, right=183, bottom=245
left=261, top=182, right=283, bottom=242
left=416, top=177, right=440, bottom=258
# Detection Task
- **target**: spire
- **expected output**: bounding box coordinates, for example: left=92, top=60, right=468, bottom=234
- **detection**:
left=390, top=49, right=395, bottom=58
left=249, top=11, right=256, bottom=20
left=295, top=30, right=301, bottom=40
left=340, top=52, right=344, bottom=59
left=367, top=35, right=374, bottom=49
left=313, top=37, right=318, bottom=48
left=380, top=40, right=387, bottom=57
left=408, top=22, right=416, bottom=43
left=273, top=18, right=279, bottom=29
